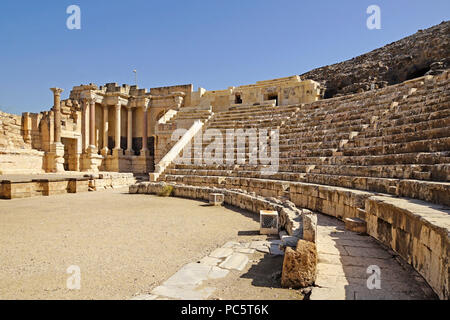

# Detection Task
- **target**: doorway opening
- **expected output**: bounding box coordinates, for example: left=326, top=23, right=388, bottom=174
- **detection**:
left=61, top=137, right=78, bottom=171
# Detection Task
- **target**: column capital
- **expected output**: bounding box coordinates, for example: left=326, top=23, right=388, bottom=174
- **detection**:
left=50, top=87, right=64, bottom=96
left=81, top=97, right=95, bottom=106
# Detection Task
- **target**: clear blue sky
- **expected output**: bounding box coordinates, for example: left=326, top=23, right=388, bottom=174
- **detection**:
left=0, top=0, right=448, bottom=114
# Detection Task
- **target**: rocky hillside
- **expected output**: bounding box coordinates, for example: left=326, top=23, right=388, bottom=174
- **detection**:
left=301, top=21, right=450, bottom=98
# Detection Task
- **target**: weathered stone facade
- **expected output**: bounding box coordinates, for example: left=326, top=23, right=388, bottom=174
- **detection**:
left=0, top=76, right=320, bottom=175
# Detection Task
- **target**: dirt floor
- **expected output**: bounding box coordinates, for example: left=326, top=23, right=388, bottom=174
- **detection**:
left=0, top=188, right=300, bottom=300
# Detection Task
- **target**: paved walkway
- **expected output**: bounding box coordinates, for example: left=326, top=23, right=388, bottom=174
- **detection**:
left=131, top=239, right=285, bottom=300
left=133, top=213, right=436, bottom=300
left=311, top=214, right=437, bottom=300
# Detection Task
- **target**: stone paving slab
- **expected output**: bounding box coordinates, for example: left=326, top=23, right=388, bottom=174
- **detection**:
left=343, top=246, right=393, bottom=259
left=219, top=253, right=249, bottom=271
left=208, top=266, right=230, bottom=279
left=255, top=246, right=270, bottom=253
left=269, top=244, right=284, bottom=256
left=199, top=256, right=222, bottom=266
left=152, top=284, right=216, bottom=300
left=142, top=238, right=284, bottom=300
left=130, top=294, right=159, bottom=300
left=163, top=263, right=214, bottom=287
left=236, top=248, right=255, bottom=254
left=312, top=214, right=437, bottom=300
left=209, top=248, right=234, bottom=258
left=249, top=240, right=270, bottom=249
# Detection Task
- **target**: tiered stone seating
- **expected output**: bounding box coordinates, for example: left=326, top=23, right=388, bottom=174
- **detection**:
left=154, top=106, right=214, bottom=163
left=162, top=73, right=449, bottom=206
left=152, top=72, right=450, bottom=299
left=164, top=106, right=212, bottom=128
left=206, top=103, right=299, bottom=130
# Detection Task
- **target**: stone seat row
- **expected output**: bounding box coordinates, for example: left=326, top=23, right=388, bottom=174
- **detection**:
left=208, top=117, right=287, bottom=127
left=278, top=115, right=449, bottom=155
left=280, top=137, right=448, bottom=158
left=178, top=148, right=449, bottom=169
left=350, top=127, right=449, bottom=148
left=342, top=137, right=450, bottom=157
left=280, top=126, right=448, bottom=152
left=209, top=113, right=293, bottom=123
left=213, top=107, right=298, bottom=119
left=161, top=168, right=450, bottom=207
left=284, top=151, right=449, bottom=167
left=167, top=162, right=448, bottom=182
left=356, top=114, right=449, bottom=140
left=170, top=156, right=449, bottom=181
left=162, top=109, right=212, bottom=126
left=379, top=102, right=449, bottom=123
left=220, top=104, right=299, bottom=114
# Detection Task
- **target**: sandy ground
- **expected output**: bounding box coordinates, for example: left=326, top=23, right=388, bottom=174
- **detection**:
left=0, top=188, right=299, bottom=300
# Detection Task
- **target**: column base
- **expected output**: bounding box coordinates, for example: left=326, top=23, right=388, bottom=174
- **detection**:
left=140, top=149, right=149, bottom=157
left=45, top=142, right=65, bottom=173
left=112, top=148, right=123, bottom=157
left=101, top=147, right=109, bottom=157
left=133, top=150, right=153, bottom=173
left=80, top=146, right=102, bottom=172
left=125, top=149, right=135, bottom=156
left=107, top=148, right=123, bottom=172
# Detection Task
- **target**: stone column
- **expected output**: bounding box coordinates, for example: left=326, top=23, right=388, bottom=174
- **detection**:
left=101, top=104, right=109, bottom=156
left=141, top=106, right=148, bottom=155
left=81, top=99, right=89, bottom=152
left=48, top=87, right=65, bottom=172
left=125, top=107, right=134, bottom=155
left=50, top=88, right=63, bottom=143
left=80, top=96, right=102, bottom=173
left=114, top=103, right=122, bottom=154
left=89, top=99, right=96, bottom=148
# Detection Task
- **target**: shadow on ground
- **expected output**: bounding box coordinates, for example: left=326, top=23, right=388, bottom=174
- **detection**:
left=240, top=253, right=285, bottom=289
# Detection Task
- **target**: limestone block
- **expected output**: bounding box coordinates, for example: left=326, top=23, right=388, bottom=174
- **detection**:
left=68, top=179, right=89, bottom=193
left=209, top=193, right=224, bottom=206
left=279, top=231, right=299, bottom=247
left=302, top=212, right=318, bottom=243
left=345, top=217, right=367, bottom=234
left=281, top=240, right=317, bottom=288
left=129, top=184, right=139, bottom=194
left=137, top=182, right=150, bottom=194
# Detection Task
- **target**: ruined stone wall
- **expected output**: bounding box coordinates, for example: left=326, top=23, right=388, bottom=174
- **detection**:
left=188, top=76, right=322, bottom=112
left=150, top=84, right=193, bottom=107
left=301, top=21, right=450, bottom=98
left=0, top=110, right=45, bottom=174
left=0, top=110, right=31, bottom=150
